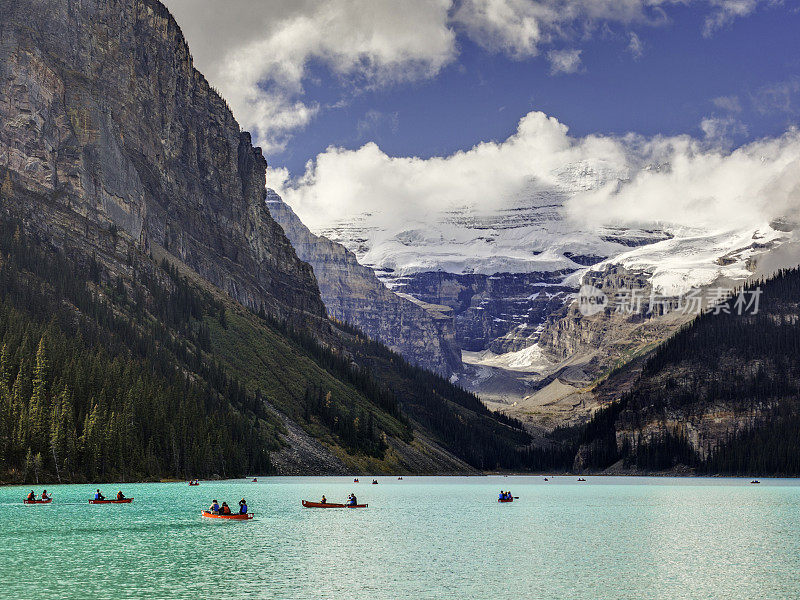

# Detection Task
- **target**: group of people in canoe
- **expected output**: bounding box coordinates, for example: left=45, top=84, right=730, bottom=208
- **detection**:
left=94, top=489, right=128, bottom=501
left=498, top=490, right=514, bottom=501
left=208, top=498, right=248, bottom=515
left=26, top=490, right=51, bottom=502
left=318, top=493, right=359, bottom=506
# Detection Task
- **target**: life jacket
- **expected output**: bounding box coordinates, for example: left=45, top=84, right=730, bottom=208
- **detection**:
left=211, top=503, right=219, bottom=512
left=240, top=504, right=247, bottom=514
left=27, top=492, right=35, bottom=500
left=222, top=505, right=231, bottom=515
left=95, top=493, right=101, bottom=500
left=117, top=493, right=124, bottom=500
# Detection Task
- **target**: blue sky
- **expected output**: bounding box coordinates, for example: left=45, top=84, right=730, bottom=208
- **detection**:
left=275, top=2, right=799, bottom=174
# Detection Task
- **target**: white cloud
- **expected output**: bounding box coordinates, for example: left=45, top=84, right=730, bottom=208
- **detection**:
left=272, top=111, right=580, bottom=230
left=164, top=0, right=456, bottom=152
left=452, top=0, right=771, bottom=57
left=273, top=111, right=800, bottom=241
left=451, top=0, right=689, bottom=59
left=699, top=116, right=747, bottom=145
left=547, top=49, right=582, bottom=74
left=451, top=0, right=550, bottom=58
left=752, top=77, right=800, bottom=115
left=627, top=32, right=644, bottom=58
left=712, top=95, right=743, bottom=112
left=703, top=0, right=760, bottom=36
left=570, top=130, right=800, bottom=232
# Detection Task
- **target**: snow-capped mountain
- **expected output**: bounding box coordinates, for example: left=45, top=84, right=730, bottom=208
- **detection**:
left=316, top=162, right=793, bottom=384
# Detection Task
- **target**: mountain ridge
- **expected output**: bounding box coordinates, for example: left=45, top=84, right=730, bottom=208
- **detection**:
left=265, top=188, right=461, bottom=376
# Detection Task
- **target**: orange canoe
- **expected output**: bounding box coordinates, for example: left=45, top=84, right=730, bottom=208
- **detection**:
left=24, top=498, right=52, bottom=504
left=498, top=498, right=514, bottom=503
left=89, top=498, right=133, bottom=504
left=301, top=500, right=368, bottom=509
left=201, top=510, right=253, bottom=520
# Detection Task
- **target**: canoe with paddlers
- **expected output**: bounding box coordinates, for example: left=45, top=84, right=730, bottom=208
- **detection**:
left=302, top=500, right=367, bottom=508
left=201, top=510, right=253, bottom=520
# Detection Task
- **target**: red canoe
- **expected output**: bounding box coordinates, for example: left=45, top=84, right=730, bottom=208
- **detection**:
left=498, top=498, right=514, bottom=503
left=301, top=500, right=368, bottom=509
left=188, top=483, right=199, bottom=486
left=89, top=498, right=133, bottom=504
left=24, top=498, right=52, bottom=504
left=201, top=510, right=253, bottom=520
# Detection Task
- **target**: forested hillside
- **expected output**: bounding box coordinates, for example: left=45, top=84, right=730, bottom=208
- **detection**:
left=0, top=211, right=545, bottom=482
left=0, top=218, right=278, bottom=481
left=575, top=269, right=800, bottom=475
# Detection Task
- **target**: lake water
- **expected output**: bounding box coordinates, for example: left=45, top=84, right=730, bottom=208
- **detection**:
left=2, top=476, right=799, bottom=599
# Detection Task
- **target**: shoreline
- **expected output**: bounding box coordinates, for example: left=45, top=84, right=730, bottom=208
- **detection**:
left=1, top=472, right=790, bottom=487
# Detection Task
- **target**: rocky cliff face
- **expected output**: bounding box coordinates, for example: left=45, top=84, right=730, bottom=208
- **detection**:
left=390, top=270, right=574, bottom=353
left=0, top=0, right=325, bottom=324
left=266, top=190, right=460, bottom=376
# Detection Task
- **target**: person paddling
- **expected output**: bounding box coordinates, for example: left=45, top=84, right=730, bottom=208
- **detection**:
left=320, top=495, right=327, bottom=504
left=239, top=498, right=248, bottom=514
left=116, top=491, right=126, bottom=501
left=26, top=490, right=36, bottom=502
left=209, top=499, right=220, bottom=514
left=41, top=490, right=50, bottom=501
left=94, top=489, right=105, bottom=501
left=347, top=493, right=358, bottom=507
left=220, top=502, right=232, bottom=515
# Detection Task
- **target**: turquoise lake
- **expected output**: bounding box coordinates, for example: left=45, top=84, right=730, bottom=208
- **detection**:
left=2, top=476, right=799, bottom=599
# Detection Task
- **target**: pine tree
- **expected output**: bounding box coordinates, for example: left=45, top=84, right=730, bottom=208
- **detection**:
left=12, top=364, right=27, bottom=450
left=0, top=343, right=11, bottom=391
left=28, top=336, right=51, bottom=456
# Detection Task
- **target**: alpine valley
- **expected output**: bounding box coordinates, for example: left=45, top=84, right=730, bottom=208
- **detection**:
left=2, top=0, right=800, bottom=484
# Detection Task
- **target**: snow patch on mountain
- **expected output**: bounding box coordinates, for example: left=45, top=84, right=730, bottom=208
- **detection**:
left=462, top=344, right=555, bottom=373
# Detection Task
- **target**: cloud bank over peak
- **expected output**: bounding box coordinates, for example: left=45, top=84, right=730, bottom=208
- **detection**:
left=272, top=111, right=800, bottom=243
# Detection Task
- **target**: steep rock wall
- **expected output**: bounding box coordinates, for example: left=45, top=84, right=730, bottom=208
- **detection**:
left=266, top=190, right=461, bottom=376
left=0, top=0, right=326, bottom=324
